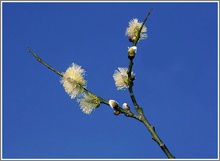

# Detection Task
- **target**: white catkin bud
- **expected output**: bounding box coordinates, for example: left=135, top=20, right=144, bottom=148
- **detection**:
left=122, top=103, right=130, bottom=110
left=109, top=100, right=119, bottom=109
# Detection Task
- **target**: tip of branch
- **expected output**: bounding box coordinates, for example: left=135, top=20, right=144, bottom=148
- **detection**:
left=148, top=8, right=153, bottom=15
left=27, top=46, right=31, bottom=52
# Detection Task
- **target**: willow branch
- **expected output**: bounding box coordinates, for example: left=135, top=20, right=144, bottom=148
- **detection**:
left=126, top=9, right=175, bottom=159
left=27, top=47, right=140, bottom=122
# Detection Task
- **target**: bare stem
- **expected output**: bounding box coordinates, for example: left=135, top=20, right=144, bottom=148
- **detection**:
left=28, top=47, right=63, bottom=77
left=142, top=113, right=175, bottom=158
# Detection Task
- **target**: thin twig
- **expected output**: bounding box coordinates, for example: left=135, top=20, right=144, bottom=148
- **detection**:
left=134, top=8, right=153, bottom=46
left=27, top=47, right=63, bottom=77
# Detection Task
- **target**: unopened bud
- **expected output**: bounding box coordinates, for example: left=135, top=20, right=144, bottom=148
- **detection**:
left=128, top=46, right=137, bottom=60
left=130, top=75, right=135, bottom=81
left=122, top=103, right=130, bottom=110
left=109, top=100, right=119, bottom=109
left=114, top=110, right=120, bottom=115
left=129, top=36, right=136, bottom=42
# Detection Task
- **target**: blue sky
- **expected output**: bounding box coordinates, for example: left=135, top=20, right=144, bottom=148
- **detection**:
left=1, top=1, right=219, bottom=159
